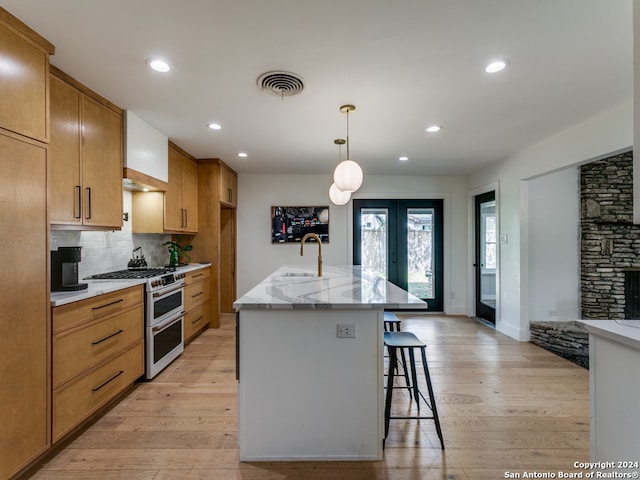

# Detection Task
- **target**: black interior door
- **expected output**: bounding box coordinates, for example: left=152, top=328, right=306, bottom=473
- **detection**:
left=474, top=191, right=496, bottom=324
left=353, top=199, right=443, bottom=311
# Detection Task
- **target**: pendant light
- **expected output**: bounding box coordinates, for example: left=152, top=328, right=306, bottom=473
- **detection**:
left=329, top=139, right=351, bottom=205
left=333, top=104, right=363, bottom=193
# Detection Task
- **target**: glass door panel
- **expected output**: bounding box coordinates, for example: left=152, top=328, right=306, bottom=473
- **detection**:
left=406, top=208, right=434, bottom=299
left=360, top=208, right=388, bottom=279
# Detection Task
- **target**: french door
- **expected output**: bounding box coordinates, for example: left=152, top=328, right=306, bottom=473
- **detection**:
left=353, top=199, right=443, bottom=311
left=474, top=191, right=496, bottom=324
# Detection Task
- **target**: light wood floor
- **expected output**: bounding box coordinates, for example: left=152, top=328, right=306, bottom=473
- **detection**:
left=24, top=315, right=590, bottom=480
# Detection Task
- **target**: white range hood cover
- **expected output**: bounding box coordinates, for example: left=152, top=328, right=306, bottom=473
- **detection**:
left=123, top=110, right=168, bottom=191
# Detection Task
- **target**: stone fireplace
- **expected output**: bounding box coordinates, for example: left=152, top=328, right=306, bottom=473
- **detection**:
left=580, top=150, right=636, bottom=320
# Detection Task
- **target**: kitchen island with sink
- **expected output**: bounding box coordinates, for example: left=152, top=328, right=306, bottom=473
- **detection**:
left=233, top=265, right=427, bottom=461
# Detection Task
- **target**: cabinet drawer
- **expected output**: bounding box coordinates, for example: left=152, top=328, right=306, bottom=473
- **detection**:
left=185, top=278, right=210, bottom=312
left=184, top=302, right=210, bottom=341
left=184, top=267, right=210, bottom=285
left=53, top=285, right=144, bottom=333
left=52, top=341, right=143, bottom=443
left=53, top=304, right=143, bottom=388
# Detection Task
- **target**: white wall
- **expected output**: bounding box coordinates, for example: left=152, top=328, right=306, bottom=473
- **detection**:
left=236, top=173, right=468, bottom=314
left=527, top=166, right=580, bottom=323
left=467, top=99, right=633, bottom=340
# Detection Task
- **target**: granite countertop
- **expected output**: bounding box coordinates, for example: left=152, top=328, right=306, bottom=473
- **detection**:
left=578, top=319, right=640, bottom=350
left=233, top=265, right=428, bottom=310
left=50, top=263, right=211, bottom=307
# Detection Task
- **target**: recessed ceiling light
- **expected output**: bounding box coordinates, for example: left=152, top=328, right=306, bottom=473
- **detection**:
left=237, top=152, right=248, bottom=158
left=147, top=59, right=171, bottom=73
left=425, top=125, right=442, bottom=133
left=485, top=59, right=509, bottom=73
left=399, top=156, right=409, bottom=162
left=208, top=123, right=222, bottom=130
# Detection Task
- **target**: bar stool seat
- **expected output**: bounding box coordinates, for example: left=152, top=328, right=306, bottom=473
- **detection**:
left=383, top=331, right=444, bottom=450
left=383, top=311, right=402, bottom=332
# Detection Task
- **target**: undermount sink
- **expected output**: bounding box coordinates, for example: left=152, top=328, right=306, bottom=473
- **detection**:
left=278, top=272, right=316, bottom=277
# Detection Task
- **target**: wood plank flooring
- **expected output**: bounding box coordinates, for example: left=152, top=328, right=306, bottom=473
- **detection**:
left=23, top=315, right=590, bottom=480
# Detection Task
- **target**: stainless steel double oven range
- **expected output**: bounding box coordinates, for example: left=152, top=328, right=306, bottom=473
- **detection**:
left=87, top=268, right=186, bottom=379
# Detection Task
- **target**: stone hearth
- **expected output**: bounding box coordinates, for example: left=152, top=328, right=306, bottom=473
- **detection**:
left=529, top=321, right=589, bottom=368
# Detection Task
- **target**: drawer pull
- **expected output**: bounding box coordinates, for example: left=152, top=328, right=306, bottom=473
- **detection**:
left=192, top=291, right=204, bottom=298
left=92, top=329, right=124, bottom=346
left=192, top=273, right=204, bottom=279
left=192, top=315, right=204, bottom=325
left=92, top=299, right=124, bottom=311
left=92, top=370, right=124, bottom=392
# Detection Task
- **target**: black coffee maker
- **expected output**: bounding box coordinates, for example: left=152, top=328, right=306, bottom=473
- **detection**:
left=51, top=246, right=88, bottom=292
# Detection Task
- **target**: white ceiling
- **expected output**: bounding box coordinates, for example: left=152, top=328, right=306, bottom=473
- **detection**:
left=1, top=0, right=633, bottom=176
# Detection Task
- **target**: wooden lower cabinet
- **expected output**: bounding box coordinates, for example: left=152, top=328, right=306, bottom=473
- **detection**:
left=184, top=267, right=211, bottom=342
left=52, top=342, right=143, bottom=442
left=184, top=302, right=211, bottom=342
left=51, top=285, right=144, bottom=443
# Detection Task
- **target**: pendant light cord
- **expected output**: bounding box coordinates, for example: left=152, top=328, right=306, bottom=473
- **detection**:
left=346, top=109, right=350, bottom=160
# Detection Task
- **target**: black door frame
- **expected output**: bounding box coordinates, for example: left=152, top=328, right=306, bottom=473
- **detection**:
left=353, top=199, right=444, bottom=311
left=474, top=190, right=496, bottom=324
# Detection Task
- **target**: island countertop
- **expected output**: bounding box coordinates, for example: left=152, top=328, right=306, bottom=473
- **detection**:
left=233, top=265, right=428, bottom=310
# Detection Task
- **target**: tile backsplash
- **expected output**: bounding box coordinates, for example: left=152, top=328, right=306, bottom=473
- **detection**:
left=50, top=191, right=171, bottom=279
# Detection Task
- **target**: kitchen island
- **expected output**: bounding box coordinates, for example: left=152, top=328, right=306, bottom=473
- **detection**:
left=233, top=265, right=427, bottom=461
left=577, top=320, right=640, bottom=465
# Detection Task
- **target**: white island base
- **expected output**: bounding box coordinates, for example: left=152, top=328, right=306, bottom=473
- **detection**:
left=238, top=308, right=384, bottom=461
left=234, top=265, right=427, bottom=461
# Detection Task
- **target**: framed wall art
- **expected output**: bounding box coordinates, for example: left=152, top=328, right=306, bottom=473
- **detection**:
left=271, top=206, right=329, bottom=243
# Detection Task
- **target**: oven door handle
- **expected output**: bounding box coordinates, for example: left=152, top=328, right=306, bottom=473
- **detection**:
left=152, top=313, right=184, bottom=333
left=152, top=285, right=184, bottom=298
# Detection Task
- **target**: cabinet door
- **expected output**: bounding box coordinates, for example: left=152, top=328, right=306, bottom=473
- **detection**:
left=49, top=75, right=82, bottom=225
left=0, top=133, right=49, bottom=479
left=0, top=22, right=48, bottom=141
left=182, top=156, right=198, bottom=232
left=219, top=165, right=237, bottom=207
left=81, top=95, right=123, bottom=228
left=165, top=147, right=185, bottom=231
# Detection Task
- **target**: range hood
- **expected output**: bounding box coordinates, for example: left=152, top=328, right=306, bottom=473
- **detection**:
left=123, top=111, right=169, bottom=191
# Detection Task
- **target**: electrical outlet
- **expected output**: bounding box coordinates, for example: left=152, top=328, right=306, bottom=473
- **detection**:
left=337, top=324, right=356, bottom=338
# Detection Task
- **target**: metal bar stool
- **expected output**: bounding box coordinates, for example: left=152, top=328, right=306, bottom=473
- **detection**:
left=383, top=312, right=412, bottom=400
left=383, top=331, right=444, bottom=450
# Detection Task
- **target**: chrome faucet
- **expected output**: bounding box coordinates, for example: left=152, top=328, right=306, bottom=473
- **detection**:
left=300, top=233, right=323, bottom=276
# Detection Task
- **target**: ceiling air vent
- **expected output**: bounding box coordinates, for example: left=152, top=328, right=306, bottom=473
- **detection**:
left=257, top=71, right=305, bottom=97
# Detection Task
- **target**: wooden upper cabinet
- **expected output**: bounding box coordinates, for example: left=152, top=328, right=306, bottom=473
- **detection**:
left=49, top=68, right=123, bottom=229
left=182, top=155, right=199, bottom=230
left=164, top=144, right=198, bottom=233
left=164, top=146, right=184, bottom=231
left=81, top=95, right=123, bottom=228
left=219, top=164, right=237, bottom=207
left=0, top=11, right=53, bottom=142
left=49, top=75, right=81, bottom=225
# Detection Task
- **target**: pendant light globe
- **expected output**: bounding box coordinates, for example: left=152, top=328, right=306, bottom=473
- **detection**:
left=333, top=160, right=363, bottom=193
left=329, top=182, right=351, bottom=205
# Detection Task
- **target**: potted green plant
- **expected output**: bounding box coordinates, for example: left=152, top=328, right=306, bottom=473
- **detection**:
left=163, top=235, right=193, bottom=267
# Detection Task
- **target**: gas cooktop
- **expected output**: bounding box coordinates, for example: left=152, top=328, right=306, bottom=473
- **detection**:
left=86, top=268, right=177, bottom=280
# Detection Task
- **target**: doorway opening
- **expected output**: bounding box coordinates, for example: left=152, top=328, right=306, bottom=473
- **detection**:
left=474, top=191, right=496, bottom=324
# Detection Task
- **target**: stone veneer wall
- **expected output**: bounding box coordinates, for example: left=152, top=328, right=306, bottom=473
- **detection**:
left=580, top=150, right=636, bottom=319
